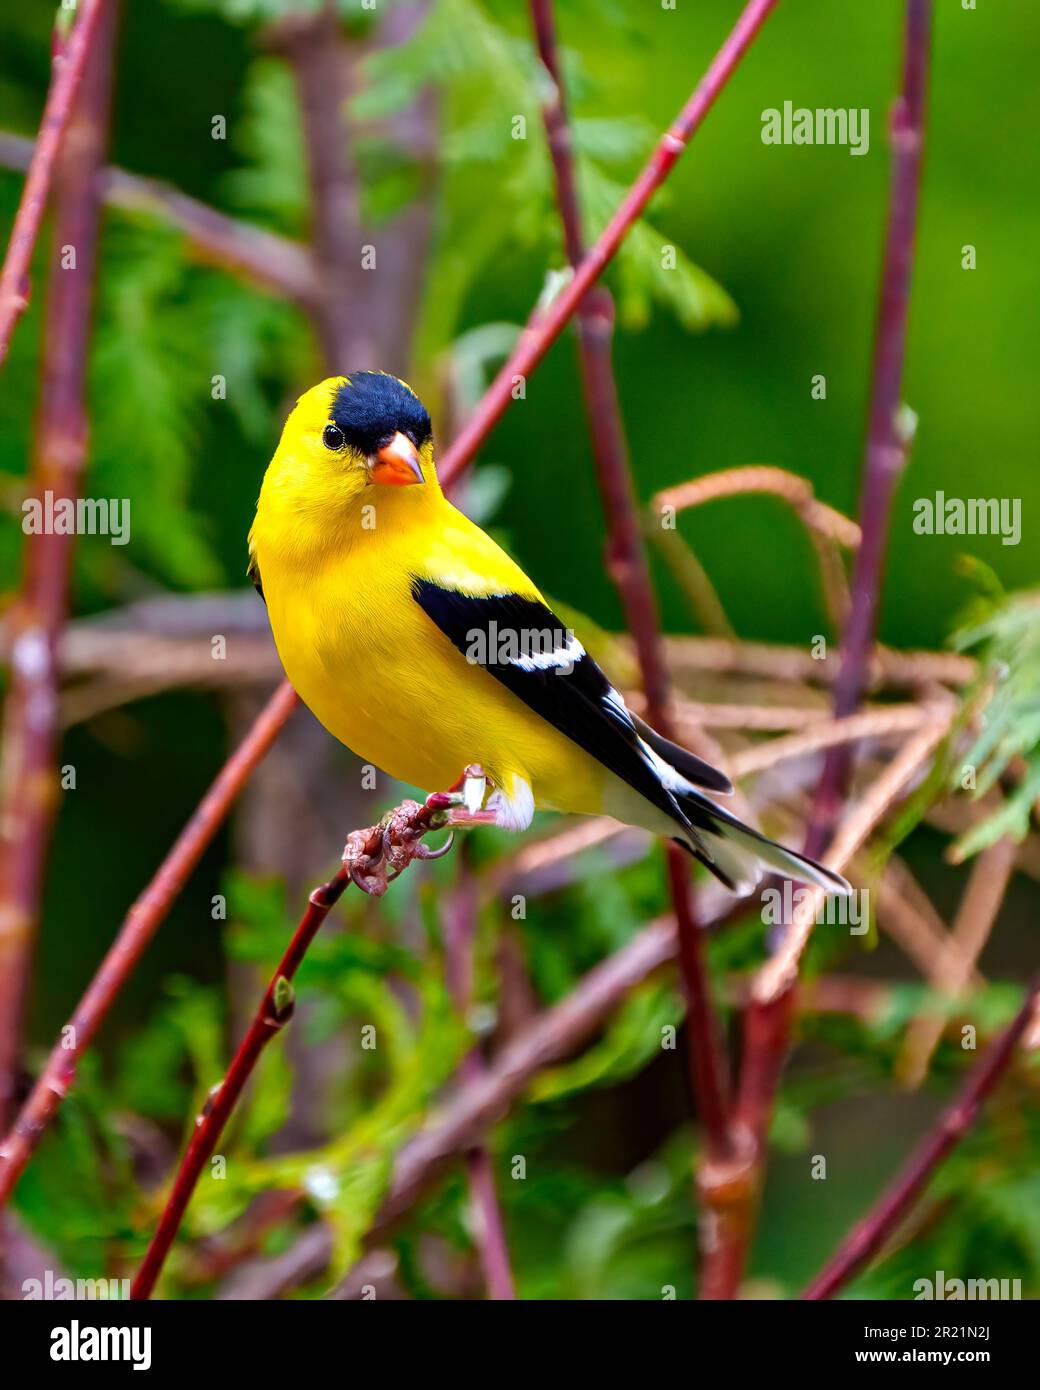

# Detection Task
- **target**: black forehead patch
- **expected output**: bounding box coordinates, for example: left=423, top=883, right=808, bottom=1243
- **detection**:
left=330, top=372, right=432, bottom=453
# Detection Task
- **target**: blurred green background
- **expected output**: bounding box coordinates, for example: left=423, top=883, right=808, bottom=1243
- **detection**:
left=0, top=0, right=1036, bottom=1299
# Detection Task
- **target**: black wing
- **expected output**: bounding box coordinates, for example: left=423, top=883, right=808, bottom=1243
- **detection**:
left=411, top=580, right=729, bottom=827
left=629, top=712, right=731, bottom=794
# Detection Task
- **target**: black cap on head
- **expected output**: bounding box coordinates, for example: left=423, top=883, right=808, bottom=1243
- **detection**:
left=330, top=373, right=432, bottom=454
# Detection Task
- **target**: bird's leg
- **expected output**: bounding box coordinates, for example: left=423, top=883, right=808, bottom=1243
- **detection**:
left=424, top=762, right=498, bottom=827
left=341, top=765, right=493, bottom=896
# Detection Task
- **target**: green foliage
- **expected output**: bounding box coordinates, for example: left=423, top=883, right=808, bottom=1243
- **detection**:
left=148, top=866, right=465, bottom=1287
left=526, top=1130, right=697, bottom=1300
left=520, top=847, right=667, bottom=1003
left=578, top=161, right=737, bottom=333
left=89, top=225, right=225, bottom=590
left=15, top=981, right=232, bottom=1278
left=221, top=59, right=309, bottom=237
left=531, top=978, right=681, bottom=1102
left=163, top=0, right=367, bottom=24
left=188, top=967, right=465, bottom=1284
left=356, top=0, right=735, bottom=364
left=13, top=1056, right=138, bottom=1277
left=560, top=1154, right=695, bottom=1299
left=949, top=568, right=1040, bottom=858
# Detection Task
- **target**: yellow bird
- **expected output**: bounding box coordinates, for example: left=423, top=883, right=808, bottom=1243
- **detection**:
left=249, top=373, right=849, bottom=896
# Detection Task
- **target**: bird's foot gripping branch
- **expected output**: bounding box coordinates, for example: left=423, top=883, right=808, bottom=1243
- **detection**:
left=130, top=765, right=486, bottom=1300
left=343, top=762, right=493, bottom=895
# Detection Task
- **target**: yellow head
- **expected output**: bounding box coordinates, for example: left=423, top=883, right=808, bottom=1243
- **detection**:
left=252, top=374, right=439, bottom=562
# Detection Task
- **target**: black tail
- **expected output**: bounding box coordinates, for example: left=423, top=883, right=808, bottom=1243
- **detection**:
left=672, top=788, right=852, bottom=896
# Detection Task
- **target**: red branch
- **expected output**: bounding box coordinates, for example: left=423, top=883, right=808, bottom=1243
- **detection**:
left=130, top=789, right=461, bottom=1300
left=0, top=681, right=299, bottom=1205
left=0, top=1, right=117, bottom=1127
left=803, top=978, right=1039, bottom=1300
left=723, top=0, right=935, bottom=1299
left=808, top=0, right=933, bottom=845
left=0, top=0, right=110, bottom=367
left=439, top=0, right=780, bottom=488
left=528, top=0, right=732, bottom=1172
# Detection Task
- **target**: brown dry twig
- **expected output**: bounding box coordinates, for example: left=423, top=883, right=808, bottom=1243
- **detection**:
left=667, top=698, right=834, bottom=733
left=752, top=705, right=954, bottom=1003
left=876, top=855, right=972, bottom=980
left=664, top=634, right=975, bottom=691
left=654, top=466, right=862, bottom=550
left=896, top=836, right=1017, bottom=1087
left=651, top=465, right=859, bottom=633
left=0, top=132, right=318, bottom=304
left=726, top=704, right=930, bottom=779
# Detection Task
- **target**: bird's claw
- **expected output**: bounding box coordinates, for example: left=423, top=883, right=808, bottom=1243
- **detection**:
left=341, top=823, right=393, bottom=897
left=414, top=830, right=456, bottom=861
left=340, top=768, right=485, bottom=897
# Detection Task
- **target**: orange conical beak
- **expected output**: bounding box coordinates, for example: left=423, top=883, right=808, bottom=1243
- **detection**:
left=369, top=432, right=424, bottom=486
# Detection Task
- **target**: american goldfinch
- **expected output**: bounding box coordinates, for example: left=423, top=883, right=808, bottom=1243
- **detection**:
left=249, top=373, right=849, bottom=896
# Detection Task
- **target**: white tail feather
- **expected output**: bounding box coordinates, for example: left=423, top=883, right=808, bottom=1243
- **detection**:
left=690, top=821, right=851, bottom=896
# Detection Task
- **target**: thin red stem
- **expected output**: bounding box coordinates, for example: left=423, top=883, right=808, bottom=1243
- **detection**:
left=0, top=0, right=109, bottom=368
left=808, top=0, right=933, bottom=846
left=803, top=978, right=1039, bottom=1300
left=724, top=0, right=935, bottom=1299
left=131, top=866, right=351, bottom=1300
left=529, top=0, right=732, bottom=1165
left=529, top=0, right=585, bottom=266
left=0, top=0, right=117, bottom=1127
left=130, top=792, right=454, bottom=1299
left=0, top=681, right=299, bottom=1205
left=439, top=0, right=780, bottom=489
left=665, top=826, right=731, bottom=1154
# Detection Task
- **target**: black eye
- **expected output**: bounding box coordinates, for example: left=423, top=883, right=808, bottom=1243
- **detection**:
left=322, top=423, right=345, bottom=450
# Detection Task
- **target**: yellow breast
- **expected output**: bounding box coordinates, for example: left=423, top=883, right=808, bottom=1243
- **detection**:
left=253, top=496, right=605, bottom=814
